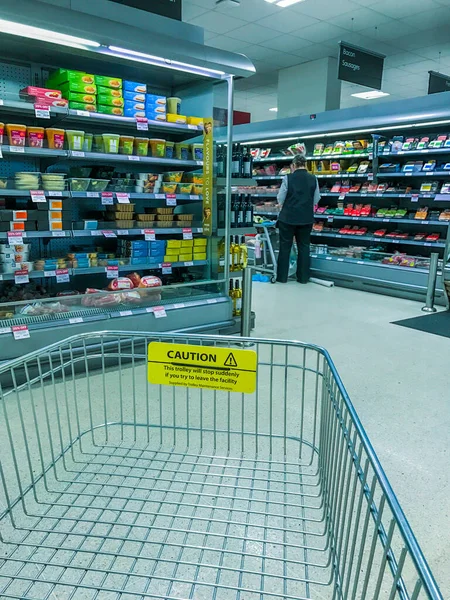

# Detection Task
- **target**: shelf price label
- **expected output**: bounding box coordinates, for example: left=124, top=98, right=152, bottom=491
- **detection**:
left=136, top=117, right=149, bottom=131
left=153, top=306, right=167, bottom=319
left=44, top=270, right=56, bottom=277
left=86, top=192, right=99, bottom=198
left=101, top=192, right=114, bottom=205
left=189, top=194, right=200, bottom=200
left=338, top=194, right=346, bottom=200
left=14, top=270, right=29, bottom=284
left=8, top=231, right=24, bottom=244
left=103, top=230, right=117, bottom=238
left=106, top=266, right=119, bottom=278
left=144, top=229, right=156, bottom=241
left=48, top=191, right=62, bottom=197
left=155, top=193, right=165, bottom=200
left=10, top=146, right=25, bottom=153
left=182, top=228, right=193, bottom=240
left=12, top=325, right=30, bottom=340
left=128, top=155, right=140, bottom=161
left=367, top=173, right=374, bottom=181
left=173, top=303, right=185, bottom=309
left=411, top=194, right=419, bottom=203
left=166, top=195, right=177, bottom=206
left=30, top=190, right=46, bottom=203
left=117, top=230, right=129, bottom=236
left=56, top=268, right=70, bottom=283
left=71, top=151, right=85, bottom=158
left=34, top=104, right=50, bottom=119
left=119, top=310, right=133, bottom=317
left=116, top=193, right=130, bottom=204
left=69, top=317, right=83, bottom=324
left=184, top=261, right=194, bottom=267
left=162, top=262, right=172, bottom=274
left=75, top=110, right=90, bottom=117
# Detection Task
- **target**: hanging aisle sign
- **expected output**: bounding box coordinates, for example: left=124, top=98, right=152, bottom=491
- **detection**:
left=428, top=71, right=450, bottom=94
left=202, top=118, right=213, bottom=237
left=338, top=42, right=385, bottom=90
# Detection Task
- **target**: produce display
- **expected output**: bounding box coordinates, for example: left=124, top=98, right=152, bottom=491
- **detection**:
left=311, top=243, right=432, bottom=270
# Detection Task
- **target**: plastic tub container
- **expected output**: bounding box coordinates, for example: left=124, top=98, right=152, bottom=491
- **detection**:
left=0, top=123, right=4, bottom=145
left=162, top=183, right=177, bottom=194
left=83, top=133, right=93, bottom=152
left=66, top=130, right=85, bottom=151
left=46, top=128, right=65, bottom=150
left=89, top=179, right=109, bottom=192
left=27, top=126, right=45, bottom=148
left=175, top=142, right=190, bottom=161
left=149, top=138, right=166, bottom=158
left=191, top=143, right=203, bottom=161
left=165, top=141, right=175, bottom=159
left=6, top=124, right=26, bottom=147
left=69, top=178, right=91, bottom=192
left=42, top=174, right=66, bottom=191
left=193, top=183, right=203, bottom=195
left=93, top=134, right=104, bottom=152
left=177, top=183, right=193, bottom=194
left=15, top=172, right=40, bottom=190
left=103, top=133, right=120, bottom=154
left=167, top=97, right=181, bottom=114
left=134, top=137, right=149, bottom=156
left=163, top=171, right=183, bottom=183
left=119, top=135, right=134, bottom=155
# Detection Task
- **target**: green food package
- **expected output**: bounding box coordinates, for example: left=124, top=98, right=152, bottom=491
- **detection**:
left=94, top=75, right=122, bottom=89
left=97, top=86, right=124, bottom=98
left=62, top=91, right=97, bottom=103
left=97, top=104, right=124, bottom=116
left=97, top=94, right=124, bottom=108
left=47, top=69, right=95, bottom=87
left=69, top=101, right=97, bottom=112
left=59, top=81, right=98, bottom=95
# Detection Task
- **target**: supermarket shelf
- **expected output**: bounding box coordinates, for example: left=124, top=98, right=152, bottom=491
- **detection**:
left=254, top=175, right=283, bottom=181
left=381, top=148, right=450, bottom=158
left=0, top=228, right=204, bottom=240
left=0, top=190, right=70, bottom=197
left=1, top=145, right=68, bottom=158
left=216, top=178, right=257, bottom=186
left=71, top=192, right=202, bottom=201
left=218, top=227, right=256, bottom=235
left=319, top=192, right=438, bottom=199
left=254, top=173, right=371, bottom=180
left=254, top=211, right=278, bottom=217
left=310, top=253, right=430, bottom=274
left=254, top=153, right=370, bottom=163
left=311, top=231, right=446, bottom=247
left=250, top=192, right=278, bottom=197
left=0, top=99, right=203, bottom=136
left=0, top=231, right=71, bottom=240
left=377, top=171, right=450, bottom=178
left=73, top=260, right=208, bottom=276
left=67, top=150, right=202, bottom=167
left=314, top=214, right=450, bottom=226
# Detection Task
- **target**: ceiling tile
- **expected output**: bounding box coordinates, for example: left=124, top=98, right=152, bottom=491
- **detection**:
left=401, top=6, right=450, bottom=30
left=244, top=45, right=288, bottom=61
left=300, top=22, right=351, bottom=43
left=394, top=27, right=449, bottom=51
left=256, top=10, right=319, bottom=33
left=370, top=0, right=440, bottom=19
left=207, top=35, right=252, bottom=53
left=401, top=59, right=442, bottom=74
left=384, top=51, right=430, bottom=68
left=215, top=0, right=279, bottom=22
left=193, top=10, right=243, bottom=34
left=184, top=0, right=216, bottom=8
left=294, top=44, right=336, bottom=62
left=263, top=34, right=313, bottom=55
left=293, top=0, right=360, bottom=20
left=227, top=23, right=280, bottom=44
left=182, top=2, right=209, bottom=21
left=331, top=7, right=393, bottom=31
left=358, top=21, right=419, bottom=43
left=418, top=43, right=450, bottom=60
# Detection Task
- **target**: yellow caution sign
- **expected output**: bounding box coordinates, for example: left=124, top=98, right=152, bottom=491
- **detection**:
left=147, top=342, right=257, bottom=393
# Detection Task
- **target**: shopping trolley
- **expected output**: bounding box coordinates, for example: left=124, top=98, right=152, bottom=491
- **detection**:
left=0, top=331, right=443, bottom=600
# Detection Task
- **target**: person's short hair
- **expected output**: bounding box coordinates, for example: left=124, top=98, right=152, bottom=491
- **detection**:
left=292, top=154, right=307, bottom=168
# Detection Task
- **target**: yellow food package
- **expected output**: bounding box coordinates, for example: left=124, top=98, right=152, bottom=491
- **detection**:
left=167, top=113, right=187, bottom=124
left=179, top=253, right=193, bottom=262
left=165, top=247, right=179, bottom=256
left=166, top=239, right=182, bottom=249
left=187, top=116, right=204, bottom=126
left=194, top=238, right=207, bottom=247
left=193, top=252, right=207, bottom=261
left=164, top=254, right=179, bottom=263
left=181, top=239, right=194, bottom=248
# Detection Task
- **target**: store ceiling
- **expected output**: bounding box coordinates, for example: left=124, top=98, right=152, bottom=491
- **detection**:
left=184, top=0, right=450, bottom=122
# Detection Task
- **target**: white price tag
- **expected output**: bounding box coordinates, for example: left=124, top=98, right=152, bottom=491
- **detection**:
left=71, top=151, right=85, bottom=158
left=424, top=242, right=432, bottom=247
left=405, top=172, right=413, bottom=176
left=30, top=190, right=46, bottom=203
left=196, top=161, right=203, bottom=166
left=162, top=263, right=172, bottom=274
left=128, top=155, right=140, bottom=161
left=91, top=231, right=102, bottom=236
left=383, top=218, right=390, bottom=222
left=144, top=229, right=156, bottom=241
left=52, top=231, right=66, bottom=237
left=12, top=325, right=30, bottom=340
left=86, top=192, right=99, bottom=198
left=103, top=230, right=117, bottom=238
left=14, top=270, right=29, bottom=284
left=337, top=258, right=344, bottom=262
left=189, top=194, right=200, bottom=200
left=173, top=303, right=185, bottom=309
left=184, top=261, right=194, bottom=267
left=357, top=260, right=365, bottom=265
left=10, top=146, right=25, bottom=153
left=136, top=117, right=149, bottom=131
left=0, top=146, right=2, bottom=158
left=338, top=194, right=346, bottom=200
left=56, top=269, right=70, bottom=283
left=106, top=266, right=119, bottom=278
left=153, top=306, right=167, bottom=318
left=367, top=173, right=374, bottom=181
left=48, top=191, right=62, bottom=197
left=188, top=124, right=198, bottom=130
left=0, top=327, right=11, bottom=335
left=69, top=317, right=83, bottom=324
left=44, top=270, right=56, bottom=277
left=116, top=193, right=130, bottom=204
left=155, top=194, right=166, bottom=199
left=326, top=257, right=333, bottom=261
left=101, top=192, right=114, bottom=205
left=182, top=228, right=193, bottom=240
left=117, top=230, right=128, bottom=236
left=119, top=310, right=133, bottom=317
left=8, top=232, right=24, bottom=244
left=411, top=195, right=419, bottom=203
left=34, top=104, right=50, bottom=119
left=75, top=110, right=90, bottom=117
left=207, top=299, right=217, bottom=304
left=166, top=195, right=177, bottom=206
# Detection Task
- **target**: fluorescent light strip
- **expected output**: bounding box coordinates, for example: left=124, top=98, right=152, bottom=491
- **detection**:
left=239, top=119, right=450, bottom=145
left=269, top=107, right=278, bottom=112
left=351, top=91, right=390, bottom=100
left=0, top=18, right=100, bottom=49
left=264, top=0, right=306, bottom=5
left=108, top=45, right=226, bottom=78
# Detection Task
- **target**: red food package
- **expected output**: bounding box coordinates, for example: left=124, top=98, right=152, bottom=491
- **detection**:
left=139, top=276, right=162, bottom=288
left=128, top=272, right=142, bottom=288
left=94, top=294, right=122, bottom=307
left=108, top=277, right=133, bottom=291
left=121, top=290, right=142, bottom=304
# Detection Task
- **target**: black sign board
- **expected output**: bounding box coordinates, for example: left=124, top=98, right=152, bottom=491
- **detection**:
left=108, top=0, right=181, bottom=21
left=428, top=71, right=450, bottom=94
left=338, top=42, right=385, bottom=90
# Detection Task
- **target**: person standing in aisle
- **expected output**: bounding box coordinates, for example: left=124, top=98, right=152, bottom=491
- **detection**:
left=276, top=154, right=320, bottom=284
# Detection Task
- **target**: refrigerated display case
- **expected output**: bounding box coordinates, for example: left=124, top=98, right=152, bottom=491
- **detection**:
left=0, top=0, right=255, bottom=360
left=226, top=94, right=450, bottom=305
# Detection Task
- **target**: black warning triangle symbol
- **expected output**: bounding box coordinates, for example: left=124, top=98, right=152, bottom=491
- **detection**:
left=224, top=352, right=238, bottom=368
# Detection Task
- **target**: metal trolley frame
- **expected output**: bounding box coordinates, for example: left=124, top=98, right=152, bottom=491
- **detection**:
left=0, top=331, right=443, bottom=600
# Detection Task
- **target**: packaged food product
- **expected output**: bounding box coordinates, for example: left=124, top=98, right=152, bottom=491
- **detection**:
left=97, top=86, right=123, bottom=98
left=119, top=135, right=134, bottom=155
left=6, top=124, right=26, bottom=147
left=167, top=97, right=181, bottom=114
left=63, top=91, right=96, bottom=103
left=139, top=275, right=162, bottom=288
left=184, top=172, right=203, bottom=184
left=0, top=122, right=4, bottom=145
left=187, top=116, right=203, bottom=126
left=95, top=76, right=122, bottom=89
left=47, top=69, right=94, bottom=86
left=83, top=133, right=93, bottom=152
left=42, top=173, right=66, bottom=191
left=66, top=130, right=85, bottom=151
left=15, top=172, right=40, bottom=190
left=103, top=133, right=120, bottom=154
left=146, top=94, right=166, bottom=105
left=93, top=134, right=104, bottom=152
left=46, top=128, right=65, bottom=150
left=26, top=126, right=44, bottom=148
left=167, top=113, right=187, bottom=124
left=98, top=94, right=125, bottom=107
left=69, top=178, right=90, bottom=192
left=108, top=277, right=133, bottom=290
left=193, top=184, right=203, bottom=195
left=124, top=81, right=147, bottom=93
left=164, top=171, right=183, bottom=183
left=60, top=81, right=97, bottom=95
left=149, top=138, right=166, bottom=158
left=90, top=179, right=109, bottom=192
left=162, top=183, right=177, bottom=193
left=134, top=137, right=149, bottom=156
left=177, top=183, right=193, bottom=194
left=124, top=101, right=145, bottom=111
left=97, top=105, right=124, bottom=116
left=175, top=142, right=190, bottom=160
left=123, top=91, right=146, bottom=102
left=191, top=143, right=203, bottom=161
left=193, top=252, right=207, bottom=261
left=165, top=141, right=175, bottom=159
left=68, top=102, right=97, bottom=112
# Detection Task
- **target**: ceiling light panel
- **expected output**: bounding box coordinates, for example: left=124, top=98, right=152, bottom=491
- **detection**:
left=264, top=0, right=306, bottom=5
left=351, top=91, right=391, bottom=100
left=0, top=18, right=100, bottom=49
